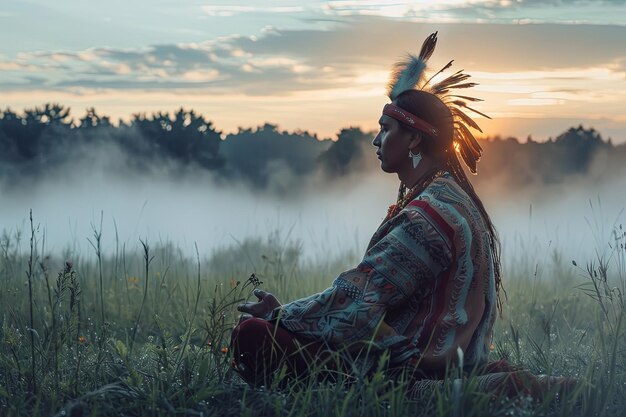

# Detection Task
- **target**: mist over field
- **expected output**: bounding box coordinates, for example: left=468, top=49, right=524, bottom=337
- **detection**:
left=1, top=106, right=625, bottom=269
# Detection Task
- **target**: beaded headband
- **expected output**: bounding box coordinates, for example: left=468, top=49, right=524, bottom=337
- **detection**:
left=383, top=31, right=489, bottom=174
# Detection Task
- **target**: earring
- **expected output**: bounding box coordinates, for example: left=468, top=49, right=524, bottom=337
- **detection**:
left=408, top=150, right=422, bottom=169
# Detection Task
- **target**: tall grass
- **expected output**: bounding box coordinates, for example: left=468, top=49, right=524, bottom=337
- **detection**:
left=0, top=213, right=624, bottom=416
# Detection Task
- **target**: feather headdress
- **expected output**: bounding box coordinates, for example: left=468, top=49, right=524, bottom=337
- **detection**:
left=385, top=31, right=489, bottom=174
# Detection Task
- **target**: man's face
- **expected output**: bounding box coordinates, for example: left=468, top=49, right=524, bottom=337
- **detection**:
left=373, top=115, right=413, bottom=173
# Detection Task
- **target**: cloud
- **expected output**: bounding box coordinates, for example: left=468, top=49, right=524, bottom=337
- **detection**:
left=481, top=0, right=626, bottom=7
left=1, top=17, right=624, bottom=94
left=201, top=5, right=306, bottom=17
left=0, top=15, right=624, bottom=140
left=233, top=18, right=626, bottom=73
left=507, top=98, right=565, bottom=106
left=0, top=36, right=352, bottom=94
left=0, top=62, right=36, bottom=71
left=319, top=0, right=626, bottom=24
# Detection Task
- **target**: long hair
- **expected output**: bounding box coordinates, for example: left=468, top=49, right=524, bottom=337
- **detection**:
left=394, top=90, right=505, bottom=313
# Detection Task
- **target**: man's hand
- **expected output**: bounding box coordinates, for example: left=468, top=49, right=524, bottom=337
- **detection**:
left=237, top=289, right=281, bottom=319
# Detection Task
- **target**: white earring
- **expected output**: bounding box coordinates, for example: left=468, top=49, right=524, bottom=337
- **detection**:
left=408, top=150, right=422, bottom=169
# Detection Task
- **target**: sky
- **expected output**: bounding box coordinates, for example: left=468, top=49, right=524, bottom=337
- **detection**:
left=1, top=0, right=626, bottom=141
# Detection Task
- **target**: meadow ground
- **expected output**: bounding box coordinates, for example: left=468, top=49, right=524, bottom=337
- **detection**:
left=1, top=213, right=625, bottom=417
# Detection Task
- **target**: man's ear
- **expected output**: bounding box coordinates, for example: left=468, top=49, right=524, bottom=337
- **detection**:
left=408, top=133, right=422, bottom=152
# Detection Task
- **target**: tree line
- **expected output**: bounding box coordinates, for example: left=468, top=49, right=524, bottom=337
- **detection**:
left=1, top=104, right=623, bottom=192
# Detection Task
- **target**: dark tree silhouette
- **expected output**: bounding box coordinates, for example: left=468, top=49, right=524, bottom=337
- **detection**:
left=78, top=107, right=112, bottom=130
left=471, top=126, right=619, bottom=192
left=0, top=103, right=624, bottom=193
left=549, top=125, right=608, bottom=175
left=131, top=108, right=223, bottom=169
left=317, top=127, right=372, bottom=176
left=0, top=104, right=71, bottom=161
left=220, top=123, right=329, bottom=187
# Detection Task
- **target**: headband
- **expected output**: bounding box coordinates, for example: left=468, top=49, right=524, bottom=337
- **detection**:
left=382, top=103, right=439, bottom=137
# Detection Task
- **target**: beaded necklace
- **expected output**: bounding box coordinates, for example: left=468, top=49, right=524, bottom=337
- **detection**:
left=385, top=169, right=446, bottom=220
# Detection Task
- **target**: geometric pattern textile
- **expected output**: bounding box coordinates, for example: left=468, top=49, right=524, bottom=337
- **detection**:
left=273, top=172, right=497, bottom=374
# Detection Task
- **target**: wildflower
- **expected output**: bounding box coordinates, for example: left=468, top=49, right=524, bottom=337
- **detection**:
left=78, top=336, right=87, bottom=343
left=221, top=347, right=229, bottom=354
left=489, top=343, right=495, bottom=352
left=247, top=273, right=263, bottom=288
left=230, top=278, right=239, bottom=289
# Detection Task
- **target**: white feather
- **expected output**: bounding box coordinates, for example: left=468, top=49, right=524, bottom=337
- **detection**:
left=389, top=55, right=427, bottom=100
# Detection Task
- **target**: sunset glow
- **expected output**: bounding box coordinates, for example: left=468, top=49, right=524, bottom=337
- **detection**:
left=1, top=1, right=625, bottom=142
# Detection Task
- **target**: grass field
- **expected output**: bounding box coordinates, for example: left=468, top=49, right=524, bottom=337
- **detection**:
left=1, top=211, right=625, bottom=417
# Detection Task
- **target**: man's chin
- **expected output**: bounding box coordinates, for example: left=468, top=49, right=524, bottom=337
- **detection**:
left=379, top=162, right=393, bottom=173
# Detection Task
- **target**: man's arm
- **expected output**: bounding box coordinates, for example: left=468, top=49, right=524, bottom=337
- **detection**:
left=273, top=211, right=453, bottom=351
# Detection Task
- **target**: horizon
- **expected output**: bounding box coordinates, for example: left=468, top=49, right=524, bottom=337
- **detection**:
left=2, top=102, right=623, bottom=144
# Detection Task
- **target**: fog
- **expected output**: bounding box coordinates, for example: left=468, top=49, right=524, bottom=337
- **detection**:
left=2, top=108, right=624, bottom=272
left=1, top=160, right=392, bottom=262
left=2, top=145, right=624, bottom=274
